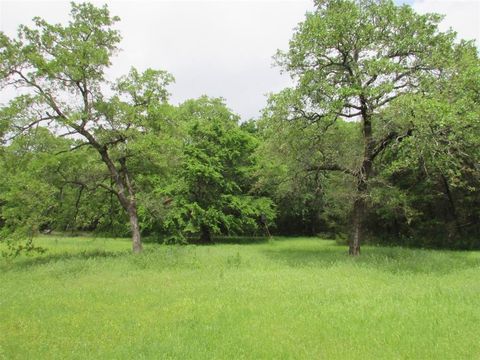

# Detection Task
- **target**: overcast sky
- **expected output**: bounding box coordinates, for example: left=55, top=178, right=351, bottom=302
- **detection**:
left=1, top=0, right=479, bottom=120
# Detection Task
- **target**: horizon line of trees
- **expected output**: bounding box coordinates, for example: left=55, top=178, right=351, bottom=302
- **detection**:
left=1, top=0, right=479, bottom=256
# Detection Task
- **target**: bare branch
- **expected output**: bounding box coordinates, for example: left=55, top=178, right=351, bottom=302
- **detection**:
left=54, top=142, right=90, bottom=155
left=336, top=111, right=362, bottom=118
left=371, top=128, right=414, bottom=160
left=64, top=180, right=119, bottom=196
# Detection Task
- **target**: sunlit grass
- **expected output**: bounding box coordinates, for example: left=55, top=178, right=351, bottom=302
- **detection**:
left=1, top=236, right=479, bottom=359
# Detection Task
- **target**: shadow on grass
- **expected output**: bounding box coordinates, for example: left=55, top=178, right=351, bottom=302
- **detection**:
left=0, top=249, right=127, bottom=272
left=202, top=235, right=312, bottom=245
left=142, top=235, right=312, bottom=245
left=212, top=236, right=271, bottom=245
left=262, top=245, right=480, bottom=275
left=157, top=236, right=272, bottom=246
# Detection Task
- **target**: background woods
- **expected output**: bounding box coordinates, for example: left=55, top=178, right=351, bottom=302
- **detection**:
left=1, top=0, right=479, bottom=255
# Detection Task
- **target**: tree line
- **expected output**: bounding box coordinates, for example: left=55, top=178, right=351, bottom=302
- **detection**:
left=1, top=0, right=479, bottom=256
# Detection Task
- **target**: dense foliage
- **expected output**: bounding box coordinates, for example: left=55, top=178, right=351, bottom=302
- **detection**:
left=259, top=0, right=480, bottom=251
left=0, top=0, right=479, bottom=255
left=162, top=97, right=274, bottom=243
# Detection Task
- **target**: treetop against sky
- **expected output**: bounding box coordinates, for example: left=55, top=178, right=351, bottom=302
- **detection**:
left=0, top=0, right=478, bottom=120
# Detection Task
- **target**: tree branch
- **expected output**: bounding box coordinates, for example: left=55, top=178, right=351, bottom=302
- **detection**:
left=306, top=163, right=357, bottom=177
left=371, top=128, right=414, bottom=160
left=54, top=142, right=90, bottom=155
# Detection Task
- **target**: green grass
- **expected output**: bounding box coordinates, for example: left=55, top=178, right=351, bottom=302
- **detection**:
left=1, top=236, right=480, bottom=359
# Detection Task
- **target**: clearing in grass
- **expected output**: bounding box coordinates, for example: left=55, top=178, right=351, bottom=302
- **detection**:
left=1, top=236, right=479, bottom=359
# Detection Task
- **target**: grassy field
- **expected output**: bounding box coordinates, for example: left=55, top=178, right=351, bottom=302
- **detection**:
left=1, top=236, right=479, bottom=359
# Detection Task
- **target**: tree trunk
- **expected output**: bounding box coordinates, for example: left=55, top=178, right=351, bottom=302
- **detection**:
left=128, top=203, right=143, bottom=253
left=440, top=174, right=462, bottom=239
left=350, top=97, right=373, bottom=256
left=42, top=80, right=144, bottom=253
left=350, top=196, right=364, bottom=256
left=117, top=190, right=143, bottom=253
left=200, top=225, right=212, bottom=243
left=99, top=152, right=143, bottom=253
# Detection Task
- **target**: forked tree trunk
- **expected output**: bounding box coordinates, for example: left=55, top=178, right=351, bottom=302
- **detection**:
left=34, top=77, right=145, bottom=253
left=96, top=148, right=143, bottom=253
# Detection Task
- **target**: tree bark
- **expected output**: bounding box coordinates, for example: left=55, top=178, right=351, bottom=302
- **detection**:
left=113, top=179, right=143, bottom=253
left=128, top=203, right=143, bottom=253
left=119, top=157, right=143, bottom=253
left=349, top=96, right=373, bottom=256
left=350, top=197, right=364, bottom=256
left=93, top=147, right=143, bottom=253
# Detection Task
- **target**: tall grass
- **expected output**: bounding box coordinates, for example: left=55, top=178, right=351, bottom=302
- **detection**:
left=1, top=236, right=479, bottom=359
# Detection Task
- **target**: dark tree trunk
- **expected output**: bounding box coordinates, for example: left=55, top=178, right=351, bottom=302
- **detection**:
left=440, top=174, right=462, bottom=238
left=200, top=225, right=212, bottom=243
left=350, top=196, right=364, bottom=256
left=350, top=176, right=369, bottom=256
left=260, top=213, right=272, bottom=238
left=349, top=97, right=373, bottom=256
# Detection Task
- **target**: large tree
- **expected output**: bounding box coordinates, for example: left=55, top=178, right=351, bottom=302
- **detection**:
left=370, top=42, right=480, bottom=247
left=269, top=0, right=459, bottom=254
left=0, top=3, right=174, bottom=252
left=257, top=115, right=358, bottom=236
left=164, top=97, right=275, bottom=243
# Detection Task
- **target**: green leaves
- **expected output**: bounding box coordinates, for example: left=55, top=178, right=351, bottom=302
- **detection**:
left=18, top=2, right=120, bottom=82
left=163, top=97, right=274, bottom=242
left=276, top=0, right=457, bottom=123
left=262, top=0, right=480, bottom=245
left=115, top=68, right=174, bottom=105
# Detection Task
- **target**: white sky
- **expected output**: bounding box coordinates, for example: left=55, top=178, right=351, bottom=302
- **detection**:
left=0, top=0, right=479, bottom=120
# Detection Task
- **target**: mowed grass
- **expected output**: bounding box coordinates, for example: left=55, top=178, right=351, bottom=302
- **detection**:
left=1, top=236, right=480, bottom=359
